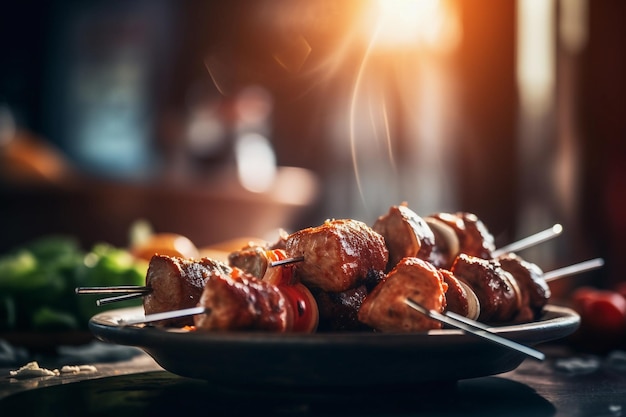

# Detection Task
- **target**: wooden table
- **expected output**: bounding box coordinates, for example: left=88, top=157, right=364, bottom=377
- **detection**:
left=1, top=343, right=625, bottom=416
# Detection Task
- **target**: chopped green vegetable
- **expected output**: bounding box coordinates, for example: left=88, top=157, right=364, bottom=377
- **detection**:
left=0, top=235, right=148, bottom=331
left=74, top=243, right=148, bottom=323
left=0, top=250, right=38, bottom=291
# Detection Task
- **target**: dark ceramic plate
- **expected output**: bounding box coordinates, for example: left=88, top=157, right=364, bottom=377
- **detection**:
left=89, top=305, right=579, bottom=387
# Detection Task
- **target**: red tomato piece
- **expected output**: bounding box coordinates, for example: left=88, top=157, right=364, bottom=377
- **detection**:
left=615, top=282, right=626, bottom=301
left=263, top=249, right=293, bottom=286
left=279, top=283, right=319, bottom=333
left=584, top=291, right=626, bottom=332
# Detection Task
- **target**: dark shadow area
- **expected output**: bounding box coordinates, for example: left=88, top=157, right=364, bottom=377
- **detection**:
left=0, top=371, right=555, bottom=416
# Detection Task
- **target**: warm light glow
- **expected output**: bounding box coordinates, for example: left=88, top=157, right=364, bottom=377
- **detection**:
left=517, top=0, right=556, bottom=115
left=376, top=0, right=429, bottom=47
left=342, top=0, right=461, bottom=215
left=367, top=0, right=460, bottom=51
left=559, top=0, right=588, bottom=53
left=235, top=132, right=277, bottom=193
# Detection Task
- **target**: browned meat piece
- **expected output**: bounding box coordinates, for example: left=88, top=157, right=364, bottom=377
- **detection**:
left=428, top=212, right=496, bottom=261
left=373, top=203, right=436, bottom=271
left=497, top=253, right=550, bottom=322
left=285, top=219, right=388, bottom=293
left=225, top=230, right=290, bottom=279
left=194, top=268, right=291, bottom=332
left=312, top=285, right=372, bottom=332
left=310, top=269, right=383, bottom=332
left=439, top=269, right=480, bottom=320
left=358, top=257, right=448, bottom=332
left=451, top=254, right=522, bottom=323
left=143, top=255, right=232, bottom=326
left=228, top=245, right=269, bottom=279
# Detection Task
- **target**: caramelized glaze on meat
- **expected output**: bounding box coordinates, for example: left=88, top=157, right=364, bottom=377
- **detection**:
left=439, top=269, right=470, bottom=318
left=143, top=255, right=232, bottom=326
left=285, top=219, right=388, bottom=293
left=373, top=203, right=435, bottom=271
left=497, top=253, right=550, bottom=322
left=358, top=257, right=448, bottom=332
left=452, top=254, right=521, bottom=323
left=430, top=212, right=496, bottom=260
left=194, top=268, right=291, bottom=332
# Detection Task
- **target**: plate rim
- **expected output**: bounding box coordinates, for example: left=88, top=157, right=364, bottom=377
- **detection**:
left=89, top=304, right=580, bottom=345
left=88, top=304, right=580, bottom=385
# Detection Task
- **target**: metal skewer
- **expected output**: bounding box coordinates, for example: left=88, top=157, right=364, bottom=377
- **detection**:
left=75, top=286, right=151, bottom=294
left=120, top=306, right=208, bottom=326
left=269, top=256, right=305, bottom=267
left=492, top=224, right=563, bottom=257
left=76, top=255, right=305, bottom=307
left=404, top=298, right=545, bottom=361
left=96, top=292, right=145, bottom=306
left=543, top=258, right=605, bottom=283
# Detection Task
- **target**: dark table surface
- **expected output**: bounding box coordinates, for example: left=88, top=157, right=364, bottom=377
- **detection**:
left=1, top=342, right=625, bottom=416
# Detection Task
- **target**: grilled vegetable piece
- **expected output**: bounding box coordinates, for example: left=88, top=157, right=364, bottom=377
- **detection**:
left=439, top=269, right=481, bottom=320
left=428, top=212, right=496, bottom=264
left=423, top=217, right=461, bottom=269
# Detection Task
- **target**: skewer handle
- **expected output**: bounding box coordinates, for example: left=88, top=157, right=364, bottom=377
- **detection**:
left=543, top=258, right=605, bottom=282
left=96, top=292, right=145, bottom=306
left=492, top=224, right=563, bottom=257
left=75, top=286, right=151, bottom=295
left=120, top=306, right=208, bottom=326
left=404, top=298, right=545, bottom=361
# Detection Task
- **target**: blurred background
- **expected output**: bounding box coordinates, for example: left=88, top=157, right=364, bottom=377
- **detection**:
left=0, top=0, right=624, bottom=293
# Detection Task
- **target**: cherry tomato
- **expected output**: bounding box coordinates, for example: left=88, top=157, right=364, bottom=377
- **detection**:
left=279, top=283, right=319, bottom=333
left=572, top=287, right=626, bottom=329
left=570, top=287, right=626, bottom=352
left=571, top=286, right=599, bottom=315
left=615, top=282, right=626, bottom=301
left=584, top=291, right=626, bottom=331
left=262, top=249, right=319, bottom=333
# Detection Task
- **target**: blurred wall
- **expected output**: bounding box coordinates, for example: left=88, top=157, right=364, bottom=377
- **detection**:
left=0, top=1, right=625, bottom=292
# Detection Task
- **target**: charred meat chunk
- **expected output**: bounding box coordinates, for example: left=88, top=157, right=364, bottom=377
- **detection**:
left=143, top=255, right=232, bottom=326
left=497, top=253, right=550, bottom=322
left=285, top=219, right=388, bottom=293
left=194, top=268, right=290, bottom=332
left=312, top=285, right=372, bottom=332
left=358, top=257, right=448, bottom=332
left=373, top=203, right=436, bottom=271
left=451, top=254, right=521, bottom=323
